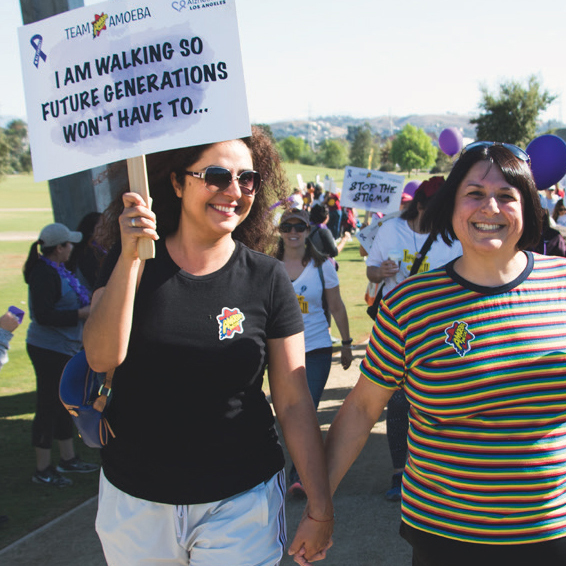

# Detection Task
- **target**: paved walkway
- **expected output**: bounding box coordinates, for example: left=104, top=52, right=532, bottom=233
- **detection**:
left=0, top=231, right=38, bottom=241
left=0, top=347, right=412, bottom=566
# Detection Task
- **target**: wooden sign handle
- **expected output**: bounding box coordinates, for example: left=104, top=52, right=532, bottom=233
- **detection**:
left=126, top=155, right=155, bottom=260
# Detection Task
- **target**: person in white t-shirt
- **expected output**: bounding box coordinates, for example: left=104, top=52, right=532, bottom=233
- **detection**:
left=275, top=208, right=352, bottom=499
left=539, top=186, right=560, bottom=213
left=366, top=177, right=463, bottom=501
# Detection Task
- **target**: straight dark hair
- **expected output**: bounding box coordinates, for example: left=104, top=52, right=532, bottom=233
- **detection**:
left=421, top=144, right=542, bottom=250
left=23, top=241, right=58, bottom=284
left=274, top=233, right=327, bottom=268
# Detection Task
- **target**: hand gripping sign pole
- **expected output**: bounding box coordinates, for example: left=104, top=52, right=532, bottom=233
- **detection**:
left=126, top=156, right=155, bottom=260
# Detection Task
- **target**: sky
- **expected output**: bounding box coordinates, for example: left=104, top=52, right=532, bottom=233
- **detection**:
left=2, top=0, right=565, bottom=126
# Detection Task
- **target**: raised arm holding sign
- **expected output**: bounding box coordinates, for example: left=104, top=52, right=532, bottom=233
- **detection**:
left=19, top=1, right=334, bottom=562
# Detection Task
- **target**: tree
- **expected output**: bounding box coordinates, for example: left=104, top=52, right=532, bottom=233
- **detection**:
left=2, top=120, right=32, bottom=174
left=348, top=124, right=375, bottom=168
left=390, top=124, right=437, bottom=175
left=0, top=129, right=10, bottom=178
left=430, top=149, right=453, bottom=174
left=253, top=124, right=276, bottom=144
left=470, top=76, right=556, bottom=146
left=277, top=136, right=307, bottom=162
left=319, top=139, right=349, bottom=169
left=379, top=138, right=396, bottom=172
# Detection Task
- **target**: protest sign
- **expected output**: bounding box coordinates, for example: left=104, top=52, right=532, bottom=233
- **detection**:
left=340, top=166, right=404, bottom=215
left=355, top=211, right=401, bottom=254
left=18, top=0, right=250, bottom=182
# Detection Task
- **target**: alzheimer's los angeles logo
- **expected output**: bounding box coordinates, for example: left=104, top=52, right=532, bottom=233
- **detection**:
left=445, top=321, right=475, bottom=357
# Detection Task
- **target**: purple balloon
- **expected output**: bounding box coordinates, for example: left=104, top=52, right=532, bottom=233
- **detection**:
left=526, top=134, right=566, bottom=190
left=403, top=180, right=421, bottom=198
left=439, top=128, right=464, bottom=157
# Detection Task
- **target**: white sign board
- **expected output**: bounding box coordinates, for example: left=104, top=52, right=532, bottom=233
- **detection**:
left=19, top=0, right=250, bottom=181
left=340, top=167, right=404, bottom=215
left=355, top=211, right=401, bottom=253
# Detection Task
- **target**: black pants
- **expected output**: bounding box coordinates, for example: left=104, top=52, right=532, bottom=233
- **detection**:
left=401, top=522, right=566, bottom=566
left=27, top=343, right=74, bottom=449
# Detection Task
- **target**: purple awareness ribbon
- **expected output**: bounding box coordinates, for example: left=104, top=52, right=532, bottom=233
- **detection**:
left=30, top=34, right=47, bottom=68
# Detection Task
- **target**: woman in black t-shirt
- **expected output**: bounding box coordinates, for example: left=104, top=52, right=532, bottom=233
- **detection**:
left=84, top=127, right=334, bottom=566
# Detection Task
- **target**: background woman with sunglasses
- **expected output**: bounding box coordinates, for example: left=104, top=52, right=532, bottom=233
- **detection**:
left=325, top=141, right=566, bottom=565
left=552, top=198, right=566, bottom=227
left=83, top=128, right=334, bottom=566
left=274, top=208, right=352, bottom=499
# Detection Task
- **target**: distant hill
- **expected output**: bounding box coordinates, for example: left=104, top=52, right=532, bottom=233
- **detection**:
left=266, top=114, right=476, bottom=143
left=265, top=114, right=565, bottom=144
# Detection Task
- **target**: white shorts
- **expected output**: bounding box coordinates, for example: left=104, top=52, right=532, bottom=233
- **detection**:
left=96, top=469, right=287, bottom=566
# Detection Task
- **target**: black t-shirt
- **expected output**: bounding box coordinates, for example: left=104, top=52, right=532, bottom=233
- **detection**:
left=95, top=238, right=304, bottom=504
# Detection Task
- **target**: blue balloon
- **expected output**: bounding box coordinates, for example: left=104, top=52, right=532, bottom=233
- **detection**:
left=526, top=134, right=566, bottom=190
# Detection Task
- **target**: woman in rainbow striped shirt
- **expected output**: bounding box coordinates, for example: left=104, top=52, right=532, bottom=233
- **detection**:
left=325, top=141, right=566, bottom=565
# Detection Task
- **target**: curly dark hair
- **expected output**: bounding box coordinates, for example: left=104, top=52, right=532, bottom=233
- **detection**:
left=97, top=126, right=290, bottom=254
left=421, top=144, right=543, bottom=250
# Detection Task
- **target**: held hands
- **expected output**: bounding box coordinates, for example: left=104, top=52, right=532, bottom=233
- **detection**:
left=288, top=506, right=334, bottom=566
left=119, top=192, right=158, bottom=260
left=340, top=345, right=353, bottom=370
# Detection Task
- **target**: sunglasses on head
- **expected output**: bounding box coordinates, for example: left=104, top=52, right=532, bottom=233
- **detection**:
left=185, top=166, right=262, bottom=196
left=461, top=141, right=531, bottom=165
left=279, top=222, right=308, bottom=233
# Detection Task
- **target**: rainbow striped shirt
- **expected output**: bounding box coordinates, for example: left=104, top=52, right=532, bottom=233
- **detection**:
left=361, top=252, right=566, bottom=544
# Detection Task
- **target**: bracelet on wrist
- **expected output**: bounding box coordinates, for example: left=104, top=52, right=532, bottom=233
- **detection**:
left=341, top=338, right=353, bottom=346
left=307, top=512, right=335, bottom=523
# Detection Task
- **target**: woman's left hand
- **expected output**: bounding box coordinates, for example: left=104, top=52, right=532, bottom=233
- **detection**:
left=288, top=509, right=334, bottom=565
left=340, top=345, right=353, bottom=370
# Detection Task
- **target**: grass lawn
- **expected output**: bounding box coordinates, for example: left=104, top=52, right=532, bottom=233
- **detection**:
left=0, top=166, right=420, bottom=549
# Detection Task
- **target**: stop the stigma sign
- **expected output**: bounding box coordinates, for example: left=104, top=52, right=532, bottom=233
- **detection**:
left=19, top=0, right=250, bottom=182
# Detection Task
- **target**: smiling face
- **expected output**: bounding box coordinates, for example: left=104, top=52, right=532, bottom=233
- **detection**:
left=279, top=219, right=310, bottom=250
left=171, top=140, right=254, bottom=242
left=452, top=160, right=524, bottom=263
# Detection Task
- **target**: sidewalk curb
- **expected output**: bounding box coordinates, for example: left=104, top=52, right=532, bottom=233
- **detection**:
left=0, top=496, right=97, bottom=558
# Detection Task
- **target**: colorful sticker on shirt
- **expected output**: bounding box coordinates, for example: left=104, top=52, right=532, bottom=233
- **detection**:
left=216, top=307, right=246, bottom=341
left=297, top=295, right=309, bottom=314
left=445, top=321, right=475, bottom=357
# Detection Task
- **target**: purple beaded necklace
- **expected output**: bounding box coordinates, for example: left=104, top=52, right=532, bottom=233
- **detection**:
left=40, top=255, right=91, bottom=307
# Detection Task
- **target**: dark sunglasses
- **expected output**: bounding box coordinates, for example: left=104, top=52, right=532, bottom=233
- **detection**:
left=461, top=141, right=531, bottom=165
left=279, top=223, right=308, bottom=233
left=185, top=166, right=262, bottom=196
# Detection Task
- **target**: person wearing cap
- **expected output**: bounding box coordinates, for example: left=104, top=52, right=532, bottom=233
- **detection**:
left=274, top=208, right=353, bottom=499
left=23, top=223, right=98, bottom=488
left=365, top=177, right=462, bottom=501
